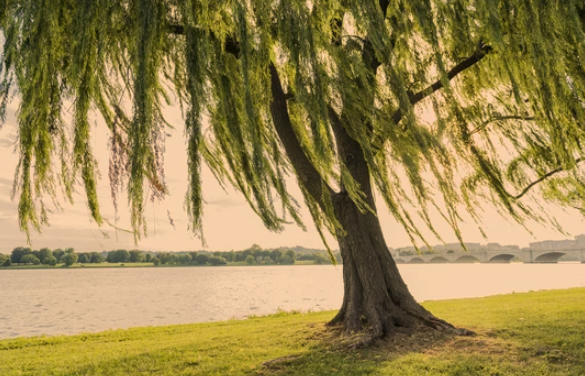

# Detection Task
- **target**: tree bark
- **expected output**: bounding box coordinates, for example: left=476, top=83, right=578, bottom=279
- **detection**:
left=329, top=191, right=460, bottom=337
left=325, top=104, right=462, bottom=338
left=269, top=61, right=467, bottom=339
left=331, top=150, right=449, bottom=335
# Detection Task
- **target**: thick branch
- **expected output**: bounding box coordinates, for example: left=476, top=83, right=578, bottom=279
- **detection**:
left=331, top=0, right=390, bottom=185
left=331, top=10, right=344, bottom=47
left=167, top=24, right=240, bottom=56
left=269, top=63, right=335, bottom=202
left=391, top=45, right=491, bottom=125
left=379, top=0, right=390, bottom=14
left=167, top=24, right=185, bottom=35
left=170, top=22, right=331, bottom=201
left=328, top=106, right=375, bottom=199
left=513, top=158, right=585, bottom=199
left=362, top=0, right=391, bottom=73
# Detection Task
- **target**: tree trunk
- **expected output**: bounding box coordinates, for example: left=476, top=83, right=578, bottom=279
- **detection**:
left=328, top=192, right=460, bottom=337
left=267, top=62, right=468, bottom=338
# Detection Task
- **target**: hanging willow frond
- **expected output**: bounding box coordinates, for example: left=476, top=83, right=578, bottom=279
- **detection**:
left=1, top=0, right=585, bottom=248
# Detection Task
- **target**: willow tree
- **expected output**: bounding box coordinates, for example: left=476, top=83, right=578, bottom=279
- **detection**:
left=2, top=1, right=585, bottom=337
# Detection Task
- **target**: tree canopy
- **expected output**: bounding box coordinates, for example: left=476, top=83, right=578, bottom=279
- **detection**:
left=1, top=1, right=585, bottom=249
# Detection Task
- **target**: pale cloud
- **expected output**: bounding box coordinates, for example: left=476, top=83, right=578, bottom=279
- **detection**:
left=0, top=200, right=16, bottom=218
left=0, top=137, right=15, bottom=148
left=0, top=176, right=12, bottom=188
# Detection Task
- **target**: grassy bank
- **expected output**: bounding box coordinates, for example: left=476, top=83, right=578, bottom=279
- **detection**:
left=1, top=288, right=584, bottom=375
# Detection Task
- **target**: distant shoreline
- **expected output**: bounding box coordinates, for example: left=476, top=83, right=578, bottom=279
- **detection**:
left=0, top=260, right=326, bottom=270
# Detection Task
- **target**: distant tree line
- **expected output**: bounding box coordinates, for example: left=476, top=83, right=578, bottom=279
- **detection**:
left=215, top=244, right=342, bottom=265
left=4, top=247, right=79, bottom=266
left=105, top=249, right=147, bottom=263
left=1, top=244, right=341, bottom=267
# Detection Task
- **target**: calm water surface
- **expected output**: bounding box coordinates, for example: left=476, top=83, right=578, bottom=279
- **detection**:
left=0, top=263, right=584, bottom=339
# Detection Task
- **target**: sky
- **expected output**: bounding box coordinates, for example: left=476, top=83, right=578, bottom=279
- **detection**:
left=1, top=93, right=585, bottom=255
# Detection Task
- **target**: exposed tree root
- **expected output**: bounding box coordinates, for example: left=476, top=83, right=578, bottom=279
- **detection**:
left=406, top=310, right=476, bottom=337
left=344, top=332, right=383, bottom=350
left=328, top=316, right=475, bottom=351
left=327, top=192, right=477, bottom=342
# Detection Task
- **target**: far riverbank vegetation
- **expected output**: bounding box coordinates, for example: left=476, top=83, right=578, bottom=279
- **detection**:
left=0, top=244, right=343, bottom=269
left=3, top=232, right=585, bottom=268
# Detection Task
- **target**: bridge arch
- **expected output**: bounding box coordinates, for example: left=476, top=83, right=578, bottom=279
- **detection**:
left=408, top=257, right=425, bottom=264
left=488, top=254, right=516, bottom=263
left=429, top=256, right=448, bottom=263
left=455, top=255, right=480, bottom=263
left=395, top=258, right=405, bottom=264
left=533, top=252, right=566, bottom=263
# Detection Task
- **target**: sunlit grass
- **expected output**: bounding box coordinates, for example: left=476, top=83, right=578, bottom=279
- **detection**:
left=1, top=288, right=584, bottom=375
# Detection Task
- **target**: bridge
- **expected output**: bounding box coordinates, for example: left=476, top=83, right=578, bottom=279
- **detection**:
left=394, top=249, right=585, bottom=264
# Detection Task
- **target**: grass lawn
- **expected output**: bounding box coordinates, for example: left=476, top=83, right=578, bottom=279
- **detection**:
left=1, top=288, right=584, bottom=375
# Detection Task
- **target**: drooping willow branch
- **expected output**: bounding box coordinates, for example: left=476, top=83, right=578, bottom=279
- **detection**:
left=167, top=22, right=334, bottom=204
left=390, top=42, right=492, bottom=126
left=167, top=15, right=575, bottom=223
left=368, top=42, right=492, bottom=151
left=268, top=63, right=336, bottom=204
left=462, top=114, right=584, bottom=201
left=168, top=24, right=241, bottom=57
left=512, top=158, right=585, bottom=200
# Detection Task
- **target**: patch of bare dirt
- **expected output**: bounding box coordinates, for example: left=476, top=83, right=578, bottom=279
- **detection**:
left=259, top=323, right=526, bottom=375
left=320, top=324, right=518, bottom=359
left=318, top=323, right=460, bottom=354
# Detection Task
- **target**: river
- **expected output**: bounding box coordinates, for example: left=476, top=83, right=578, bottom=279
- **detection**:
left=0, top=263, right=584, bottom=339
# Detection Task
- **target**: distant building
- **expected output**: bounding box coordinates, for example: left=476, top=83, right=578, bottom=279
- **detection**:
left=529, top=235, right=585, bottom=251
left=444, top=243, right=465, bottom=252
left=462, top=243, right=482, bottom=251
left=576, top=235, right=585, bottom=246
left=487, top=243, right=502, bottom=251
left=392, top=234, right=585, bottom=255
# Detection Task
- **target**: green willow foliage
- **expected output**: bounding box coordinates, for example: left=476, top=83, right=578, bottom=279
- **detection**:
left=1, top=1, right=585, bottom=246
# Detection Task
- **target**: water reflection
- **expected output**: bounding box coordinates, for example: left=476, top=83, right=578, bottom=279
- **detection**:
left=0, top=263, right=583, bottom=339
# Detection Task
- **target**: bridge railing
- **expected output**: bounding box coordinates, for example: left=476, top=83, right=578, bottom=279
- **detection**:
left=393, top=249, right=585, bottom=264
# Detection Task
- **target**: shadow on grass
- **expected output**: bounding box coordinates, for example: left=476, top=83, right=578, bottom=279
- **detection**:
left=255, top=321, right=585, bottom=376
left=51, top=292, right=585, bottom=376
left=62, top=322, right=585, bottom=376
left=61, top=324, right=452, bottom=376
left=46, top=325, right=585, bottom=376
